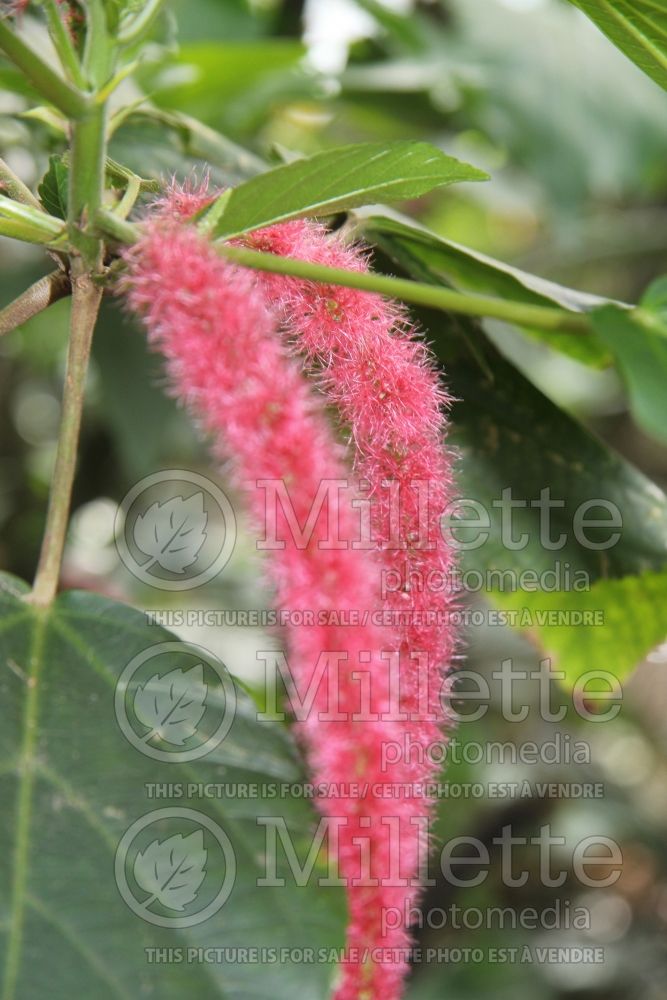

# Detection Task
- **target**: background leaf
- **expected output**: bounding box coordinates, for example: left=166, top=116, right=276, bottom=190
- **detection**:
left=493, top=570, right=667, bottom=687
left=592, top=288, right=667, bottom=445
left=0, top=576, right=345, bottom=999
left=210, top=141, right=488, bottom=239
left=369, top=246, right=667, bottom=584
left=360, top=210, right=613, bottom=367
left=568, top=0, right=667, bottom=91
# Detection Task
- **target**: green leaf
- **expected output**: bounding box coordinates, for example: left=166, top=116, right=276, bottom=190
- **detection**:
left=379, top=240, right=667, bottom=689
left=367, top=247, right=667, bottom=583
left=109, top=107, right=265, bottom=189
left=0, top=575, right=345, bottom=999
left=640, top=273, right=667, bottom=319
left=592, top=287, right=667, bottom=445
left=359, top=210, right=613, bottom=367
left=493, top=571, right=667, bottom=687
left=568, top=0, right=667, bottom=91
left=447, top=342, right=667, bottom=582
left=37, top=155, right=69, bottom=220
left=209, top=141, right=488, bottom=240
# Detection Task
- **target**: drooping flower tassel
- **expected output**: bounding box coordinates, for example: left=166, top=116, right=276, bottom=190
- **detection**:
left=248, top=221, right=456, bottom=756
left=121, top=208, right=444, bottom=999
left=244, top=221, right=458, bottom=1000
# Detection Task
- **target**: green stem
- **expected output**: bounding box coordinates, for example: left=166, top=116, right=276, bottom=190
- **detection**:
left=0, top=17, right=88, bottom=118
left=0, top=220, right=62, bottom=245
left=29, top=267, right=102, bottom=607
left=95, top=206, right=138, bottom=243
left=93, top=209, right=593, bottom=335
left=40, top=0, right=87, bottom=88
left=68, top=109, right=107, bottom=265
left=28, top=5, right=113, bottom=606
left=115, top=174, right=141, bottom=219
left=83, top=0, right=112, bottom=87
left=0, top=194, right=66, bottom=243
left=0, top=157, right=44, bottom=211
left=218, top=245, right=593, bottom=334
left=0, top=270, right=71, bottom=336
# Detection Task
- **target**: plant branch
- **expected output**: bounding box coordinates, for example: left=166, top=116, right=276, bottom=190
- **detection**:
left=29, top=266, right=102, bottom=607
left=0, top=156, right=44, bottom=210
left=0, top=270, right=71, bottom=336
left=40, top=0, right=87, bottom=88
left=93, top=209, right=594, bottom=335
left=0, top=16, right=88, bottom=118
left=27, top=3, right=114, bottom=607
left=68, top=108, right=107, bottom=264
left=115, top=174, right=141, bottom=218
left=95, top=206, right=138, bottom=243
left=218, top=247, right=594, bottom=334
left=0, top=193, right=66, bottom=243
left=82, top=0, right=113, bottom=87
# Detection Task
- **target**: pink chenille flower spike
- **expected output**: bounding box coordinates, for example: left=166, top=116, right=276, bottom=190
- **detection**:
left=120, top=188, right=458, bottom=1000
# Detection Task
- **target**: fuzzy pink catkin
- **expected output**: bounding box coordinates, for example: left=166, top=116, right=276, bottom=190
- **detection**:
left=249, top=221, right=456, bottom=757
left=246, top=222, right=458, bottom=1000
left=120, top=209, right=439, bottom=1000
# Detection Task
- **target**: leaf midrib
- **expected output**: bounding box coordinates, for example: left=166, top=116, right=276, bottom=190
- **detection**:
left=2, top=608, right=47, bottom=1000
left=1, top=600, right=341, bottom=998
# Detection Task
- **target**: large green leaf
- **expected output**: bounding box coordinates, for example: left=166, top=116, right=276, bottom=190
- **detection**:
left=493, top=570, right=667, bottom=687
left=370, top=228, right=667, bottom=691
left=568, top=0, right=667, bottom=91
left=592, top=279, right=667, bottom=445
left=359, top=210, right=613, bottom=367
left=209, top=142, right=488, bottom=240
left=368, top=245, right=667, bottom=583
left=447, top=340, right=667, bottom=582
left=0, top=576, right=345, bottom=999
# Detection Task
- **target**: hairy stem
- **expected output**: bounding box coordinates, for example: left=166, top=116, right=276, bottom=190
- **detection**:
left=29, top=267, right=102, bottom=606
left=0, top=270, right=71, bottom=336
